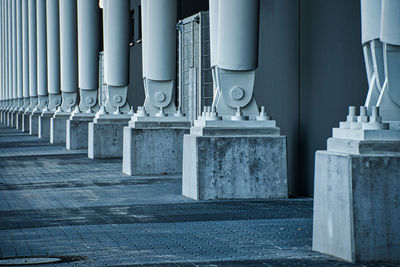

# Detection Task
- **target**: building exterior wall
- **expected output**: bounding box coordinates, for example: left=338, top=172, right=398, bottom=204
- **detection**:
left=126, top=0, right=366, bottom=197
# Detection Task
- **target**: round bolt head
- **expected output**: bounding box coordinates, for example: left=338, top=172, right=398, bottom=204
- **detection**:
left=155, top=92, right=166, bottom=102
left=113, top=95, right=123, bottom=103
left=230, top=87, right=245, bottom=100
left=85, top=97, right=94, bottom=105
left=67, top=98, right=73, bottom=105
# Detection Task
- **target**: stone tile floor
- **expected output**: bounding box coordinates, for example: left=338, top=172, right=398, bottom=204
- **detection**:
left=0, top=123, right=397, bottom=266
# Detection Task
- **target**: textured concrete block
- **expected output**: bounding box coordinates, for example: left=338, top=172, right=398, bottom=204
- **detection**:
left=66, top=117, right=93, bottom=150
left=313, top=151, right=400, bottom=263
left=10, top=111, right=17, bottom=127
left=182, top=134, right=288, bottom=200
left=50, top=115, right=69, bottom=144
left=38, top=114, right=53, bottom=139
left=22, top=113, right=30, bottom=132
left=29, top=113, right=40, bottom=135
left=88, top=121, right=128, bottom=159
left=123, top=127, right=189, bottom=176
left=16, top=111, right=24, bottom=130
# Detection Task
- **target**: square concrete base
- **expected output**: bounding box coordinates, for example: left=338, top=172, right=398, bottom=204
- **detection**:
left=22, top=113, right=30, bottom=132
left=38, top=112, right=54, bottom=139
left=66, top=116, right=94, bottom=150
left=182, top=134, right=288, bottom=200
left=88, top=120, right=129, bottom=159
left=16, top=111, right=24, bottom=130
left=29, top=112, right=41, bottom=135
left=7, top=111, right=12, bottom=126
left=50, top=114, right=70, bottom=144
left=10, top=111, right=17, bottom=127
left=313, top=150, right=400, bottom=263
left=122, top=127, right=190, bottom=176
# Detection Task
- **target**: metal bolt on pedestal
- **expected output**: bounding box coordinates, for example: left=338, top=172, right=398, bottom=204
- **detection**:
left=156, top=106, right=166, bottom=117
left=231, top=106, right=245, bottom=121
left=357, top=106, right=368, bottom=123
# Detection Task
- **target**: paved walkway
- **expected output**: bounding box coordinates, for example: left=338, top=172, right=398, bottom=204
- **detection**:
left=0, top=124, right=396, bottom=266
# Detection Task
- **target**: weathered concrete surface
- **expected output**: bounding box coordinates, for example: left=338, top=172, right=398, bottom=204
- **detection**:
left=123, top=127, right=189, bottom=176
left=38, top=113, right=53, bottom=139
left=50, top=114, right=70, bottom=144
left=88, top=121, right=129, bottom=159
left=22, top=113, right=31, bottom=132
left=10, top=111, right=17, bottom=128
left=16, top=111, right=24, bottom=130
left=66, top=117, right=93, bottom=150
left=313, top=150, right=400, bottom=263
left=182, top=135, right=288, bottom=200
left=29, top=112, right=41, bottom=135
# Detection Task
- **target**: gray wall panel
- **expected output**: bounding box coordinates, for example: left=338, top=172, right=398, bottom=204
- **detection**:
left=254, top=0, right=300, bottom=195
left=299, top=0, right=367, bottom=196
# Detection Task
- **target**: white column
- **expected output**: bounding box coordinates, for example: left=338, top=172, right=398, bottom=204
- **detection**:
left=22, top=0, right=29, bottom=108
left=77, top=0, right=100, bottom=112
left=46, top=0, right=60, bottom=111
left=28, top=0, right=38, bottom=110
left=210, top=0, right=260, bottom=116
left=141, top=0, right=178, bottom=115
left=16, top=0, right=22, bottom=109
left=0, top=1, right=3, bottom=108
left=59, top=0, right=78, bottom=112
left=8, top=0, right=13, bottom=107
left=103, top=0, right=130, bottom=113
left=12, top=0, right=17, bottom=107
left=36, top=0, right=47, bottom=110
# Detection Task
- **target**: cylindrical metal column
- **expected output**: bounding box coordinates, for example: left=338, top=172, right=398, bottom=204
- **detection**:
left=141, top=0, right=147, bottom=78
left=380, top=0, right=400, bottom=46
left=46, top=0, right=59, bottom=95
left=103, top=0, right=129, bottom=86
left=78, top=0, right=99, bottom=90
left=59, top=0, right=78, bottom=93
left=12, top=0, right=17, bottom=104
left=8, top=0, right=13, bottom=103
left=145, top=0, right=176, bottom=81
left=22, top=0, right=29, bottom=102
left=28, top=0, right=37, bottom=98
left=217, top=0, right=259, bottom=71
left=16, top=0, right=22, bottom=104
left=36, top=0, right=47, bottom=97
left=209, top=0, right=218, bottom=68
left=361, top=0, right=381, bottom=45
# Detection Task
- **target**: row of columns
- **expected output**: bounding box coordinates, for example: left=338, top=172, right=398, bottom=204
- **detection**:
left=0, top=0, right=126, bottom=129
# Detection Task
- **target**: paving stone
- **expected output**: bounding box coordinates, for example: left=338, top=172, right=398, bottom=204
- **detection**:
left=0, top=124, right=397, bottom=266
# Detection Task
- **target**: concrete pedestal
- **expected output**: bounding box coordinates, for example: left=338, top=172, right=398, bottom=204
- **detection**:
left=16, top=111, right=24, bottom=130
left=38, top=111, right=54, bottom=139
left=10, top=110, right=18, bottom=128
left=182, top=134, right=288, bottom=200
left=313, top=149, right=400, bottom=263
left=22, top=112, right=31, bottom=132
left=29, top=112, right=41, bottom=135
left=66, top=114, right=94, bottom=150
left=123, top=126, right=190, bottom=176
left=50, top=113, right=70, bottom=144
left=88, top=116, right=130, bottom=159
